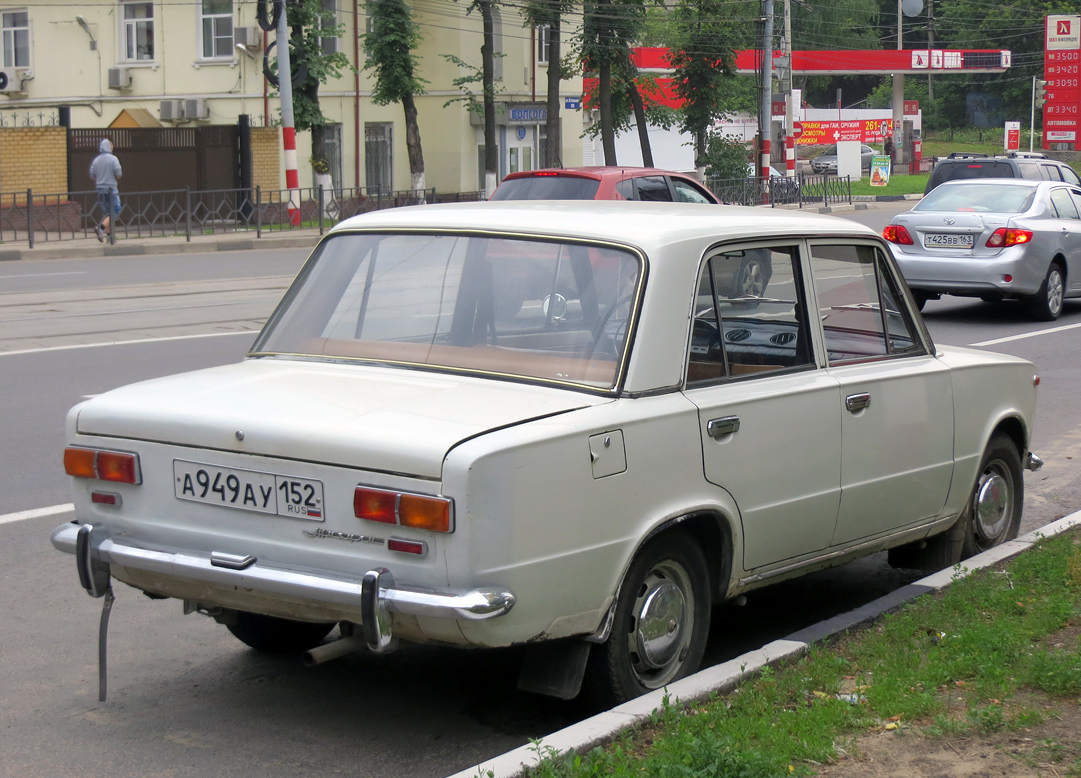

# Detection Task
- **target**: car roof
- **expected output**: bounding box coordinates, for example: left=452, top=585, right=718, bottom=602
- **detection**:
left=500, top=166, right=694, bottom=182
left=331, top=200, right=876, bottom=250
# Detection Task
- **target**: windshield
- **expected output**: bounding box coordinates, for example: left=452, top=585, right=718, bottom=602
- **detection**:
left=916, top=183, right=1037, bottom=213
left=252, top=232, right=643, bottom=391
left=490, top=176, right=601, bottom=200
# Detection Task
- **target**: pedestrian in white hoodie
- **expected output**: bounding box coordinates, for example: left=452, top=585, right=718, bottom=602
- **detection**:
left=89, top=138, right=122, bottom=241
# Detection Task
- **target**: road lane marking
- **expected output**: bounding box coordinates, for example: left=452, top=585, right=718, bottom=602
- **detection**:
left=971, top=321, right=1081, bottom=347
left=0, top=503, right=74, bottom=526
left=0, top=330, right=256, bottom=357
left=3, top=271, right=89, bottom=279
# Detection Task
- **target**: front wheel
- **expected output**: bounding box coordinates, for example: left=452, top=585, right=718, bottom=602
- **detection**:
left=227, top=612, right=336, bottom=654
left=959, top=433, right=1023, bottom=558
left=1029, top=264, right=1065, bottom=321
left=585, top=534, right=711, bottom=708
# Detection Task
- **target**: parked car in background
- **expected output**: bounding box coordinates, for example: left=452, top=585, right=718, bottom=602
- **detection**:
left=491, top=166, right=720, bottom=204
left=810, top=144, right=877, bottom=174
left=882, top=178, right=1081, bottom=320
left=54, top=201, right=1041, bottom=708
left=924, top=152, right=1081, bottom=194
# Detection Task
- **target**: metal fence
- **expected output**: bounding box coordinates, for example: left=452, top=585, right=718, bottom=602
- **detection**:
left=0, top=185, right=487, bottom=247
left=705, top=174, right=852, bottom=209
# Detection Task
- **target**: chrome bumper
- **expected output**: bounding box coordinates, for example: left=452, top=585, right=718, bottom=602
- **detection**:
left=1025, top=451, right=1044, bottom=472
left=51, top=522, right=515, bottom=651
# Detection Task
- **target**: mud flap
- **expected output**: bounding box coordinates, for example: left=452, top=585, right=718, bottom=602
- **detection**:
left=517, top=639, right=592, bottom=700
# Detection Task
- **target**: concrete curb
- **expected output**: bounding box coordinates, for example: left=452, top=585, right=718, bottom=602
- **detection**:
left=0, top=232, right=321, bottom=262
left=449, top=510, right=1081, bottom=778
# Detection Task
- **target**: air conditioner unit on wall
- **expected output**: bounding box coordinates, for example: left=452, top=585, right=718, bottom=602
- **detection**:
left=0, top=68, right=26, bottom=94
left=185, top=98, right=210, bottom=121
left=234, top=26, right=262, bottom=49
left=160, top=99, right=185, bottom=122
left=108, top=67, right=132, bottom=90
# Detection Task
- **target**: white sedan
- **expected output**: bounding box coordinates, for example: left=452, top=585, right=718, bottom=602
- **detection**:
left=53, top=201, right=1042, bottom=706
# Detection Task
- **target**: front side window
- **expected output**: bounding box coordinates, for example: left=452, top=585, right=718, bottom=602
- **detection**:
left=252, top=233, right=643, bottom=391
left=687, top=245, right=813, bottom=385
left=2, top=10, right=29, bottom=68
left=809, top=243, right=922, bottom=364
left=122, top=1, right=154, bottom=61
left=671, top=178, right=714, bottom=204
left=200, top=0, right=233, bottom=59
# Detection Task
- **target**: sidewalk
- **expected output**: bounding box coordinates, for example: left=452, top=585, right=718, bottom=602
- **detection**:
left=0, top=227, right=325, bottom=262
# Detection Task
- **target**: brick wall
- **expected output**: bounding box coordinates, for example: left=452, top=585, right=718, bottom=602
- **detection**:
left=0, top=127, right=68, bottom=198
left=251, top=127, right=280, bottom=194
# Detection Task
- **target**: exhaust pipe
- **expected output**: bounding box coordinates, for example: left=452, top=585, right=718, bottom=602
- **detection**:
left=302, top=634, right=369, bottom=667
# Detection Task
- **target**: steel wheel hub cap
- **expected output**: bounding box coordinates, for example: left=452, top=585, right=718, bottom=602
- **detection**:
left=975, top=473, right=1009, bottom=539
left=1049, top=273, right=1064, bottom=314
left=635, top=581, right=685, bottom=669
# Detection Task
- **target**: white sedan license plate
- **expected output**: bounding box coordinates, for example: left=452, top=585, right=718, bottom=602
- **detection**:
left=924, top=233, right=974, bottom=248
left=173, top=460, right=324, bottom=521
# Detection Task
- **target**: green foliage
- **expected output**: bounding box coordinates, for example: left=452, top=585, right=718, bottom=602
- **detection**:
left=702, top=134, right=750, bottom=180
left=441, top=53, right=504, bottom=114
left=362, top=0, right=426, bottom=106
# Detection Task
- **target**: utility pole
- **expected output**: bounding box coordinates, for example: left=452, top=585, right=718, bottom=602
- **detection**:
left=276, top=0, right=300, bottom=226
left=891, top=0, right=903, bottom=167
left=758, top=0, right=775, bottom=181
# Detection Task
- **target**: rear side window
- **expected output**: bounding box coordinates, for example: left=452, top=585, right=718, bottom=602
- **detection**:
left=490, top=176, right=600, bottom=201
left=636, top=176, right=673, bottom=202
left=1040, top=164, right=1065, bottom=182
left=615, top=179, right=635, bottom=200
left=1062, top=167, right=1081, bottom=186
left=1051, top=188, right=1080, bottom=219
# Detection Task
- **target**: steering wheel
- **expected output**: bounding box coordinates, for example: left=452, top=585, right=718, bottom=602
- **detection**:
left=585, top=295, right=634, bottom=361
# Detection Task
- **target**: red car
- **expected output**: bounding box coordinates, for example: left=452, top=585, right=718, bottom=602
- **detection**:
left=491, top=166, right=721, bottom=204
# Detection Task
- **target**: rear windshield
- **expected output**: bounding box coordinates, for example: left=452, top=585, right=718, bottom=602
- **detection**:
left=490, top=176, right=601, bottom=201
left=252, top=232, right=642, bottom=391
left=933, top=161, right=1015, bottom=185
left=916, top=183, right=1037, bottom=213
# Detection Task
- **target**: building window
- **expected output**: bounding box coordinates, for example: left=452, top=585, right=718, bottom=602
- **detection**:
left=320, top=0, right=339, bottom=54
left=536, top=24, right=549, bottom=64
left=200, top=0, right=233, bottom=59
left=122, top=2, right=154, bottom=61
left=365, top=122, right=393, bottom=195
left=2, top=10, right=29, bottom=69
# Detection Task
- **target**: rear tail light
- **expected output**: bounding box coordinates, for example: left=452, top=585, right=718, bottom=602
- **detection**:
left=986, top=228, right=1033, bottom=248
left=354, top=486, right=453, bottom=532
left=64, top=447, right=141, bottom=484
left=882, top=224, right=914, bottom=245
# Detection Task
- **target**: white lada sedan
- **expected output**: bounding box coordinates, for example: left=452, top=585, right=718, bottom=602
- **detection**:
left=53, top=201, right=1042, bottom=706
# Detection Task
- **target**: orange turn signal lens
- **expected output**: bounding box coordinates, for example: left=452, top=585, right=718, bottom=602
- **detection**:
left=399, top=494, right=452, bottom=533
left=63, top=447, right=97, bottom=479
left=353, top=487, right=398, bottom=524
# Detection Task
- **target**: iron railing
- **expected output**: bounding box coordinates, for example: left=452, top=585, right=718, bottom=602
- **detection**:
left=705, top=174, right=852, bottom=209
left=0, top=185, right=487, bottom=247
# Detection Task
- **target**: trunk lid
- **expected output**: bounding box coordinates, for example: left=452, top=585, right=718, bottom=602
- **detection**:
left=75, top=358, right=607, bottom=478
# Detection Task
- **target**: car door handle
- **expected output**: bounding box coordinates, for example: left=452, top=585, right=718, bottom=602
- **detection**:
left=707, top=415, right=740, bottom=438
left=845, top=393, right=871, bottom=412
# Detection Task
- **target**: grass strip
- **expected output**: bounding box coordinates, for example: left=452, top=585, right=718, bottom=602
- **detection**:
left=518, top=529, right=1081, bottom=778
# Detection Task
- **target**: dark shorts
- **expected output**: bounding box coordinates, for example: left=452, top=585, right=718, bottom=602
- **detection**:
left=96, top=188, right=120, bottom=215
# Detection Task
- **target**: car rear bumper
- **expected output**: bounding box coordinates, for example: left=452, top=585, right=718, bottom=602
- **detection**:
left=51, top=521, right=516, bottom=651
left=892, top=247, right=1045, bottom=296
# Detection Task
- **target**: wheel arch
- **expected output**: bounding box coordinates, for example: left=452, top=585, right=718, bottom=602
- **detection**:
left=637, top=510, right=734, bottom=605
left=990, top=414, right=1028, bottom=460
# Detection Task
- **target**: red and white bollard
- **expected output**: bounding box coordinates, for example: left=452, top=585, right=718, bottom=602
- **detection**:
left=283, top=126, right=300, bottom=226
left=786, top=136, right=796, bottom=178
left=760, top=139, right=772, bottom=204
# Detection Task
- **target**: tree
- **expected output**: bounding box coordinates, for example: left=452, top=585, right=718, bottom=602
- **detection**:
left=262, top=0, right=350, bottom=175
left=363, top=0, right=427, bottom=193
left=580, top=0, right=648, bottom=164
left=666, top=0, right=747, bottom=175
left=522, top=0, right=576, bottom=167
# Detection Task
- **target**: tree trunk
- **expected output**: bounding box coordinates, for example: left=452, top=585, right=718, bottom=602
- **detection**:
left=481, top=0, right=499, bottom=197
left=599, top=60, right=616, bottom=165
left=402, top=91, right=425, bottom=194
left=627, top=83, right=652, bottom=167
left=545, top=19, right=562, bottom=168
left=695, top=128, right=706, bottom=180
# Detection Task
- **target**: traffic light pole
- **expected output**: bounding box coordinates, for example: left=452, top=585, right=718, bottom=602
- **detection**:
left=1030, top=75, right=1036, bottom=152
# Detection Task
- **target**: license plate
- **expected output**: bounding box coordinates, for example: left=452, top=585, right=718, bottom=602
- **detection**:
left=173, top=460, right=324, bottom=521
left=924, top=233, right=974, bottom=248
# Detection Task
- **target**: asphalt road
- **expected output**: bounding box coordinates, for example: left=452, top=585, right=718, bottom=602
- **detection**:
left=2, top=215, right=1080, bottom=778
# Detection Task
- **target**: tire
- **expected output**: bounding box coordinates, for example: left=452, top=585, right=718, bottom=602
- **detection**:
left=227, top=612, right=336, bottom=654
left=887, top=433, right=1022, bottom=570
left=1029, top=263, right=1065, bottom=321
left=912, top=291, right=930, bottom=312
left=735, top=255, right=769, bottom=298
left=585, top=534, right=711, bottom=708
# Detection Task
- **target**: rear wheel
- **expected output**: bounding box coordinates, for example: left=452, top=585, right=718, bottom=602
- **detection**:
left=1029, top=263, right=1065, bottom=321
left=888, top=433, right=1022, bottom=570
left=585, top=533, right=711, bottom=708
left=227, top=612, right=336, bottom=654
